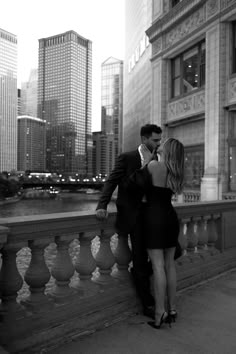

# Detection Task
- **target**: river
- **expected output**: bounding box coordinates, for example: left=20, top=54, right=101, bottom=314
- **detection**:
left=0, top=192, right=116, bottom=218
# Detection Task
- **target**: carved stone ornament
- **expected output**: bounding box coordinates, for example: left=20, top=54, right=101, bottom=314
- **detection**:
left=152, top=38, right=162, bottom=56
left=166, top=6, right=206, bottom=48
left=206, top=0, right=219, bottom=18
left=168, top=91, right=205, bottom=121
left=221, top=0, right=236, bottom=10
left=229, top=77, right=236, bottom=103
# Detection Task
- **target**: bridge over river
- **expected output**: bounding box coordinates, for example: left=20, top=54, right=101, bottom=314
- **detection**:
left=21, top=181, right=105, bottom=191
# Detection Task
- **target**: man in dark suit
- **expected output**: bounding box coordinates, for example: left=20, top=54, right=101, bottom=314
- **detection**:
left=96, top=124, right=162, bottom=319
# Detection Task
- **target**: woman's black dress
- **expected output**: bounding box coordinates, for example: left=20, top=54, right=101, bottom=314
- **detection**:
left=144, top=185, right=179, bottom=249
left=128, top=164, right=180, bottom=250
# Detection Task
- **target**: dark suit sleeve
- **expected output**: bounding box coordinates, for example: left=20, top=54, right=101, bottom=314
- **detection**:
left=96, top=153, right=126, bottom=210
left=124, top=164, right=152, bottom=201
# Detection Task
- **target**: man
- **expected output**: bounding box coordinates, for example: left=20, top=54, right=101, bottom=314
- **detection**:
left=96, top=124, right=162, bottom=319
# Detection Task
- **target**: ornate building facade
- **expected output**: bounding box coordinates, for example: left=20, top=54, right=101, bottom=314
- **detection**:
left=146, top=0, right=236, bottom=199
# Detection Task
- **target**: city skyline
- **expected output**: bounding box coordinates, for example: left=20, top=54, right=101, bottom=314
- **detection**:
left=0, top=0, right=125, bottom=131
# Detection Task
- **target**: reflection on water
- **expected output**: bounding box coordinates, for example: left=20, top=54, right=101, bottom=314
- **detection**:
left=0, top=192, right=116, bottom=218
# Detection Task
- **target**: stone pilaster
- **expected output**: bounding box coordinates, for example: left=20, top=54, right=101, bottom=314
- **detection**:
left=201, top=22, right=227, bottom=200
left=151, top=58, right=167, bottom=129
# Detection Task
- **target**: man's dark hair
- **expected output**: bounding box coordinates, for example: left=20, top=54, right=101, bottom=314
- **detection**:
left=140, top=124, right=162, bottom=137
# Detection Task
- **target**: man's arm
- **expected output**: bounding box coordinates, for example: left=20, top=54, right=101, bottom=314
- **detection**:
left=96, top=154, right=126, bottom=218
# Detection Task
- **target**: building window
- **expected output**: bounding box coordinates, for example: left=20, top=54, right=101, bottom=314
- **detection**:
left=171, top=41, right=205, bottom=98
left=184, top=145, right=204, bottom=189
left=233, top=22, right=236, bottom=73
left=171, top=0, right=183, bottom=7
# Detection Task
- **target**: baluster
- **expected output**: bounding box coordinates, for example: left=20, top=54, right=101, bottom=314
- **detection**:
left=74, top=231, right=99, bottom=296
left=94, top=229, right=116, bottom=286
left=208, top=214, right=220, bottom=255
left=192, top=216, right=202, bottom=259
left=0, top=243, right=25, bottom=318
left=186, top=218, right=200, bottom=262
left=176, top=218, right=190, bottom=265
left=0, top=226, right=8, bottom=250
left=22, top=239, right=53, bottom=311
left=112, top=232, right=132, bottom=281
left=50, top=235, right=76, bottom=301
left=197, top=216, right=210, bottom=259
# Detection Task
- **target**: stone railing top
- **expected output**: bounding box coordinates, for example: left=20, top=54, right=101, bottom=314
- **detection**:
left=1, top=200, right=236, bottom=245
left=0, top=225, right=8, bottom=245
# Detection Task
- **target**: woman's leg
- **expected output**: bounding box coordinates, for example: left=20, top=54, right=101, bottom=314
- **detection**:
left=164, top=247, right=176, bottom=311
left=147, top=248, right=166, bottom=323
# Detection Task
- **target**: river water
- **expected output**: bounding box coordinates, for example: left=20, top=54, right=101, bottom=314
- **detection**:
left=0, top=192, right=116, bottom=218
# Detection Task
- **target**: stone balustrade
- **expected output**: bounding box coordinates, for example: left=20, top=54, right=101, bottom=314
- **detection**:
left=1, top=200, right=236, bottom=353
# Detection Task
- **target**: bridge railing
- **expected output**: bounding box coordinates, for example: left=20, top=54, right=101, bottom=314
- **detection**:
left=1, top=200, right=236, bottom=352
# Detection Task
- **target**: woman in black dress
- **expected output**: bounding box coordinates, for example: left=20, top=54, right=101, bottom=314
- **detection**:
left=144, top=138, right=184, bottom=329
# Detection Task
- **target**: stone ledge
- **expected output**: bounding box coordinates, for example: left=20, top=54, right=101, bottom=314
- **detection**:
left=2, top=248, right=236, bottom=353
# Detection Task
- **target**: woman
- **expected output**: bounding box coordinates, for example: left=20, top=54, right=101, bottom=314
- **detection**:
left=128, top=138, right=184, bottom=329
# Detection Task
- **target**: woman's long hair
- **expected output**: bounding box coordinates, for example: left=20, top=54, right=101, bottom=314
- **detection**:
left=162, top=138, right=184, bottom=194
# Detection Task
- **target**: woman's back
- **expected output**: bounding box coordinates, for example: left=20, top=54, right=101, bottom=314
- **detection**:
left=147, top=160, right=168, bottom=188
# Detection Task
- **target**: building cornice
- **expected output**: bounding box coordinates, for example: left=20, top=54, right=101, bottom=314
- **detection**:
left=146, top=0, right=207, bottom=43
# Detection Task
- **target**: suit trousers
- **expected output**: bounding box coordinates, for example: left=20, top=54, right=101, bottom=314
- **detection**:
left=129, top=203, right=154, bottom=309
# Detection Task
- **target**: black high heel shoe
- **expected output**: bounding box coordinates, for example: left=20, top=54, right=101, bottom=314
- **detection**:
left=168, top=309, right=177, bottom=323
left=147, top=311, right=171, bottom=329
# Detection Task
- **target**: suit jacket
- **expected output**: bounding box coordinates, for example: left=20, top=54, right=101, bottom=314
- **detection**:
left=96, top=149, right=143, bottom=233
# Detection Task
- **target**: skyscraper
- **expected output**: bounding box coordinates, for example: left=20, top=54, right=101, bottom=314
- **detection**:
left=21, top=68, right=38, bottom=117
left=37, top=30, right=92, bottom=176
left=17, top=116, right=46, bottom=172
left=92, top=131, right=115, bottom=177
left=0, top=28, right=17, bottom=172
left=101, top=57, right=123, bottom=156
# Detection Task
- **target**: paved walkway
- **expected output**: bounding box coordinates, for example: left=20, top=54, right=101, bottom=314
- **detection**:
left=47, top=269, right=236, bottom=354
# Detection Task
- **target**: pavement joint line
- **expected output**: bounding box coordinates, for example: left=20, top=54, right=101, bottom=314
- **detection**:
left=177, top=267, right=236, bottom=295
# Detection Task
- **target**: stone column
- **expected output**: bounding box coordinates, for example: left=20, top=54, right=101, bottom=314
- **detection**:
left=201, top=23, right=227, bottom=200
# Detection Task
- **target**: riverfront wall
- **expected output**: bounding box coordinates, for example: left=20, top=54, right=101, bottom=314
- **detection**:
left=1, top=201, right=236, bottom=352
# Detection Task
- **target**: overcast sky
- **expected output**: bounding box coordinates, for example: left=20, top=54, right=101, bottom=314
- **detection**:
left=0, top=0, right=125, bottom=131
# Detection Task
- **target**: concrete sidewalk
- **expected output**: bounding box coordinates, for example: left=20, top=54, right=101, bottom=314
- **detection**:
left=47, top=269, right=236, bottom=354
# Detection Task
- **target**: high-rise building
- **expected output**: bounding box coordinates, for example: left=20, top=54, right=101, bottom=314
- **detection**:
left=17, top=116, right=46, bottom=172
left=37, top=30, right=92, bottom=176
left=92, top=131, right=115, bottom=177
left=0, top=28, right=17, bottom=172
left=21, top=68, right=38, bottom=117
left=101, top=57, right=123, bottom=156
left=123, top=0, right=152, bottom=151
left=17, top=89, right=22, bottom=116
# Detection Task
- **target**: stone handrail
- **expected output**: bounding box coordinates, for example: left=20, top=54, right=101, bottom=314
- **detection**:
left=1, top=200, right=236, bottom=352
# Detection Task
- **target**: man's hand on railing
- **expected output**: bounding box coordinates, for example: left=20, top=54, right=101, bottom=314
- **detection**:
left=96, top=209, right=109, bottom=220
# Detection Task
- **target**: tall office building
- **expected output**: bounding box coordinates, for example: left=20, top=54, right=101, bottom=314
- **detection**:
left=17, top=89, right=22, bottom=116
left=37, top=30, right=92, bottom=176
left=123, top=0, right=152, bottom=151
left=0, top=28, right=17, bottom=172
left=21, top=68, right=38, bottom=117
left=92, top=131, right=115, bottom=177
left=17, top=116, right=46, bottom=172
left=101, top=57, right=123, bottom=156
